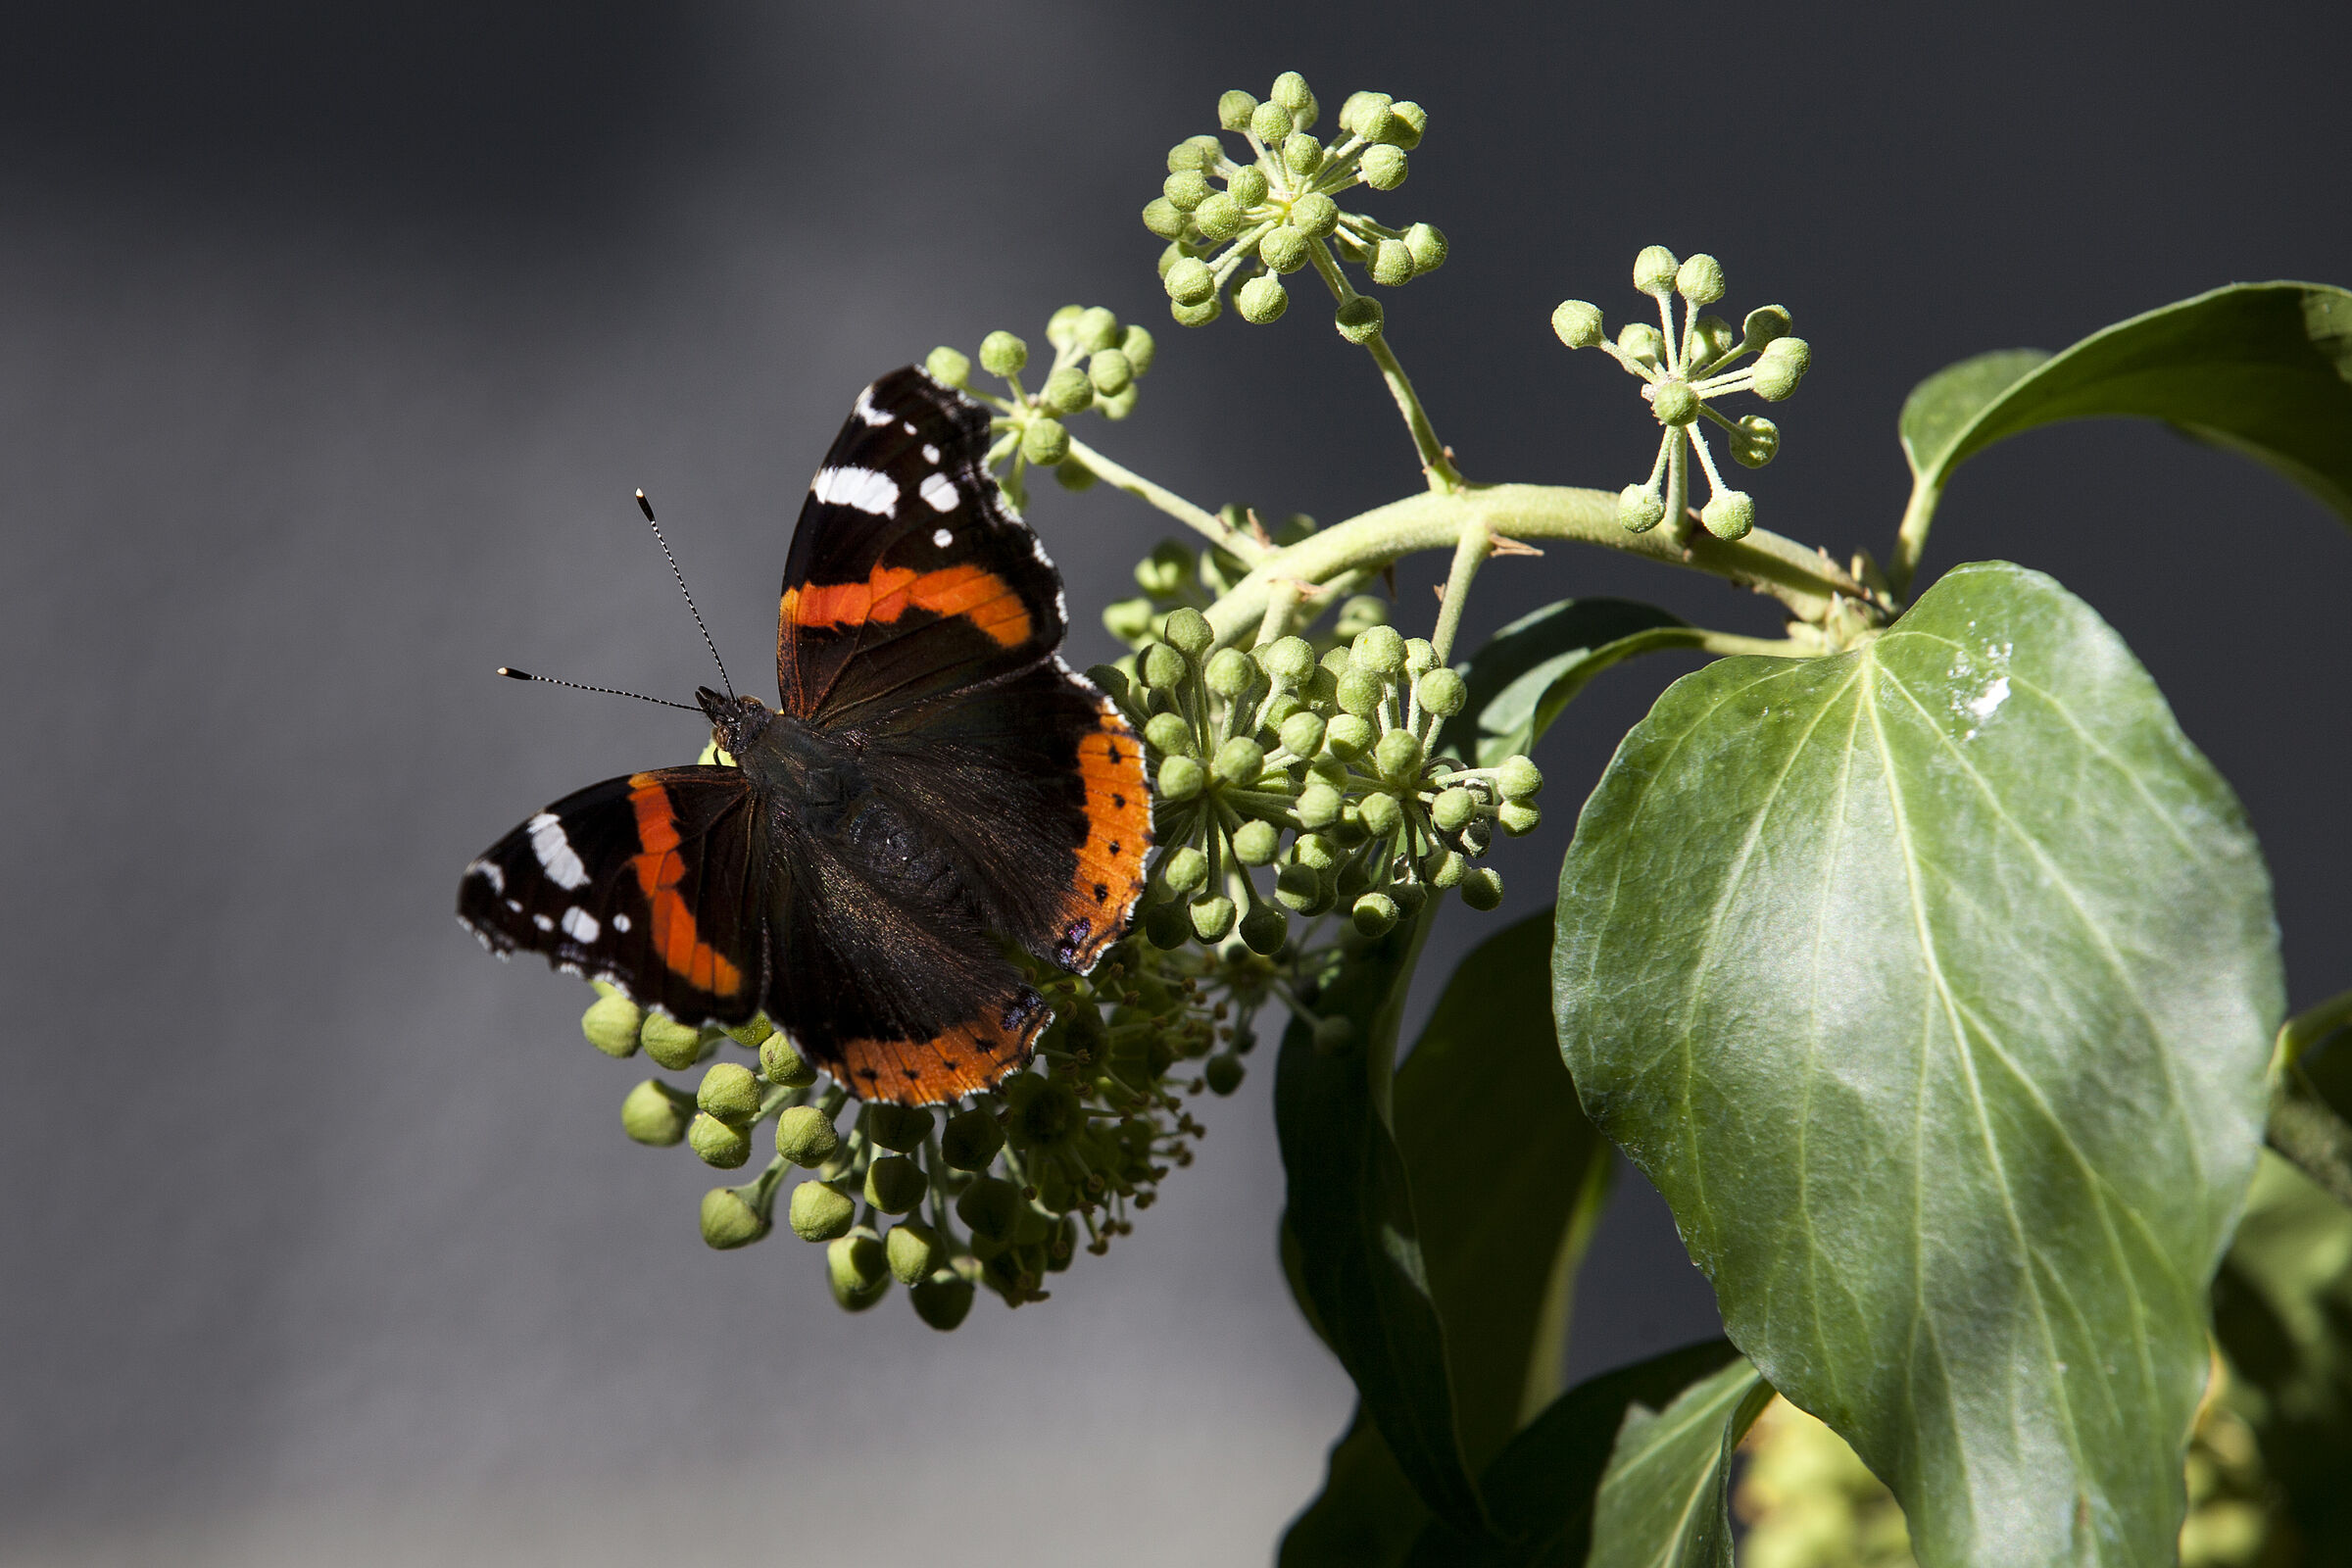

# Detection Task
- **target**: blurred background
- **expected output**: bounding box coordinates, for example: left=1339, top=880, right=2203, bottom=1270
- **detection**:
left=2, top=4, right=2345, bottom=1563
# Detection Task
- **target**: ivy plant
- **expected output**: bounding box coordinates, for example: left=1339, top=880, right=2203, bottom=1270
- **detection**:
left=514, top=70, right=2352, bottom=1566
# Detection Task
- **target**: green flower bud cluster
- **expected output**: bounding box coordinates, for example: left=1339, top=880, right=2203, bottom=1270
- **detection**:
left=575, top=927, right=1254, bottom=1324
left=1101, top=518, right=1317, bottom=652
left=1142, top=73, right=1446, bottom=337
left=925, top=304, right=1157, bottom=511
left=1553, top=247, right=1810, bottom=543
left=1108, top=604, right=1541, bottom=969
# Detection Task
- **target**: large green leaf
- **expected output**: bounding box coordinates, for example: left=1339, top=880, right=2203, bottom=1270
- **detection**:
left=1401, top=1340, right=1747, bottom=1568
left=1441, top=599, right=1690, bottom=767
left=1276, top=914, right=1488, bottom=1537
left=1892, top=282, right=2352, bottom=590
left=1283, top=912, right=1614, bottom=1562
left=1585, top=1355, right=1773, bottom=1568
left=1555, top=562, right=2283, bottom=1566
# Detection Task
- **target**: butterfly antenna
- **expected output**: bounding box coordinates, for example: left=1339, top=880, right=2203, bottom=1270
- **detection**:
left=495, top=667, right=701, bottom=712
left=637, top=488, right=734, bottom=701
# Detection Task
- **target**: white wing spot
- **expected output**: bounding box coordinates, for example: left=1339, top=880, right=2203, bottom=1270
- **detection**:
left=810, top=466, right=900, bottom=516
left=933, top=526, right=954, bottom=548
left=526, top=812, right=589, bottom=889
left=562, top=906, right=600, bottom=943
left=532, top=912, right=556, bottom=932
left=467, top=859, right=506, bottom=894
left=919, top=471, right=957, bottom=514
left=852, top=385, right=892, bottom=426
left=612, top=911, right=631, bottom=933
left=922, top=443, right=941, bottom=464
left=902, top=420, right=917, bottom=435
left=505, top=899, right=523, bottom=913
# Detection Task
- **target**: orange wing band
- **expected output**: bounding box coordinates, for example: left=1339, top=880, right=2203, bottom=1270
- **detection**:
left=1054, top=706, right=1153, bottom=972
left=782, top=562, right=1030, bottom=649
left=625, top=774, right=746, bottom=997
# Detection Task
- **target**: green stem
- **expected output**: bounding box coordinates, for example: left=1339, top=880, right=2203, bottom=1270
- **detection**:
left=1427, top=520, right=1492, bottom=665
left=1064, top=435, right=1266, bottom=564
left=1200, top=483, right=1870, bottom=648
left=1303, top=242, right=1462, bottom=491
left=2278, top=986, right=2352, bottom=1070
left=1888, top=476, right=1940, bottom=601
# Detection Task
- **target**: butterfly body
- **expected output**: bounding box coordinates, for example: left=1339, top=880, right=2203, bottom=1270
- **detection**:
left=460, top=368, right=1152, bottom=1104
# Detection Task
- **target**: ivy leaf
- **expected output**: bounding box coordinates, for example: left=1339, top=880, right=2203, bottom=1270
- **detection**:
left=1555, top=562, right=2282, bottom=1566
left=1399, top=1340, right=1746, bottom=1568
left=1282, top=912, right=1612, bottom=1561
left=1441, top=599, right=1690, bottom=768
left=1276, top=915, right=1489, bottom=1537
left=1895, top=282, right=2352, bottom=588
left=1585, top=1355, right=1772, bottom=1568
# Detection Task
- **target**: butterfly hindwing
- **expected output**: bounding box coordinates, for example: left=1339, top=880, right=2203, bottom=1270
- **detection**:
left=776, top=368, right=1064, bottom=722
left=459, top=767, right=765, bottom=1026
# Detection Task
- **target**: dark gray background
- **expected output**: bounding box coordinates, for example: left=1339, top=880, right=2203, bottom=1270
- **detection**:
left=3, top=4, right=2344, bottom=1563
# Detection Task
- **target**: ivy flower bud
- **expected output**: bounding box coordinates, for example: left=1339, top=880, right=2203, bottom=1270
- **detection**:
left=582, top=989, right=643, bottom=1057
left=1335, top=296, right=1384, bottom=343
left=1651, top=381, right=1699, bottom=425
left=1089, top=348, right=1134, bottom=396
left=1141, top=198, right=1187, bottom=239
left=1460, top=866, right=1504, bottom=910
left=1359, top=144, right=1408, bottom=190
left=1054, top=458, right=1097, bottom=493
left=1296, top=781, right=1343, bottom=827
left=697, top=1062, right=761, bottom=1125
left=1324, top=713, right=1375, bottom=760
left=1144, top=712, right=1195, bottom=758
left=1039, top=367, right=1095, bottom=416
left=1675, top=253, right=1726, bottom=304
left=1143, top=901, right=1190, bottom=949
left=1163, top=169, right=1212, bottom=212
left=1498, top=800, right=1544, bottom=836
left=771, top=1106, right=838, bottom=1171
left=1275, top=860, right=1324, bottom=912
left=827, top=1231, right=889, bottom=1308
left=911, top=1273, right=975, bottom=1331
left=1258, top=225, right=1312, bottom=275
left=1226, top=164, right=1270, bottom=207
left=1496, top=755, right=1544, bottom=800
left=1690, top=314, right=1739, bottom=366
left=1282, top=132, right=1323, bottom=178
left=1425, top=848, right=1467, bottom=889
left=1292, top=832, right=1340, bottom=871
left=1730, top=415, right=1780, bottom=467
left=1335, top=668, right=1383, bottom=717
left=639, top=1014, right=707, bottom=1071
left=1404, top=222, right=1447, bottom=273
left=1163, top=257, right=1215, bottom=307
left=1351, top=892, right=1399, bottom=936
left=1270, top=71, right=1316, bottom=123
left=1250, top=100, right=1294, bottom=142
left=1020, top=417, right=1070, bottom=466
left=1205, top=1052, right=1248, bottom=1094
left=1374, top=728, right=1424, bottom=785
left=1257, top=634, right=1316, bottom=685
left=1190, top=896, right=1236, bottom=943
left=956, top=1177, right=1022, bottom=1243
left=886, top=1221, right=940, bottom=1285
left=1167, top=140, right=1213, bottom=173
left=1701, top=491, right=1755, bottom=541
left=979, top=330, right=1028, bottom=375
left=1213, top=737, right=1267, bottom=786
left=865, top=1102, right=932, bottom=1153
left=1289, top=192, right=1340, bottom=237
left=1122, top=323, right=1157, bottom=374
left=1232, top=818, right=1280, bottom=865
left=1351, top=624, right=1406, bottom=674
left=924, top=345, right=972, bottom=388
left=1740, top=305, right=1791, bottom=350
left=1633, top=244, right=1680, bottom=297
left=1140, top=641, right=1188, bottom=691
left=941, top=1106, right=1006, bottom=1170
left=1159, top=845, right=1209, bottom=896
left=1203, top=647, right=1255, bottom=698
left=1415, top=667, right=1466, bottom=716
left=1075, top=306, right=1120, bottom=353
left=1432, top=786, right=1479, bottom=833
left=1340, top=90, right=1391, bottom=137
left=1618, top=321, right=1664, bottom=368
left=1751, top=336, right=1812, bottom=401
left=1045, top=305, right=1084, bottom=351
left=1195, top=192, right=1245, bottom=242
left=1237, top=275, right=1289, bottom=323
left=1103, top=597, right=1153, bottom=643
left=1278, top=710, right=1326, bottom=758
left=1619, top=484, right=1667, bottom=534
left=1370, top=238, right=1414, bottom=287
left=1387, top=101, right=1427, bottom=148
left=620, top=1079, right=691, bottom=1147
left=688, top=1112, right=750, bottom=1169
left=700, top=1187, right=767, bottom=1250
left=864, top=1155, right=929, bottom=1216
left=1551, top=300, right=1605, bottom=349
left=1164, top=607, right=1214, bottom=657
left=1219, top=88, right=1259, bottom=130
left=1157, top=755, right=1204, bottom=802
left=1358, top=790, right=1403, bottom=838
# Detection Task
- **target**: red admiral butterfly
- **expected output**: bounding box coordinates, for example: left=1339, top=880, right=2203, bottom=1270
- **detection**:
left=459, top=368, right=1152, bottom=1105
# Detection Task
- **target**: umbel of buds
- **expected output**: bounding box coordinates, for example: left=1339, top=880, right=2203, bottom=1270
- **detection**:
left=1552, top=247, right=1810, bottom=542
left=924, top=304, right=1156, bottom=510
left=583, top=931, right=1258, bottom=1326
left=1142, top=71, right=1446, bottom=337
left=1101, top=604, right=1541, bottom=970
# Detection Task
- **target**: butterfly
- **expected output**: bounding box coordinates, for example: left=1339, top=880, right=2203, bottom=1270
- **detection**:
left=458, top=367, right=1152, bottom=1105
